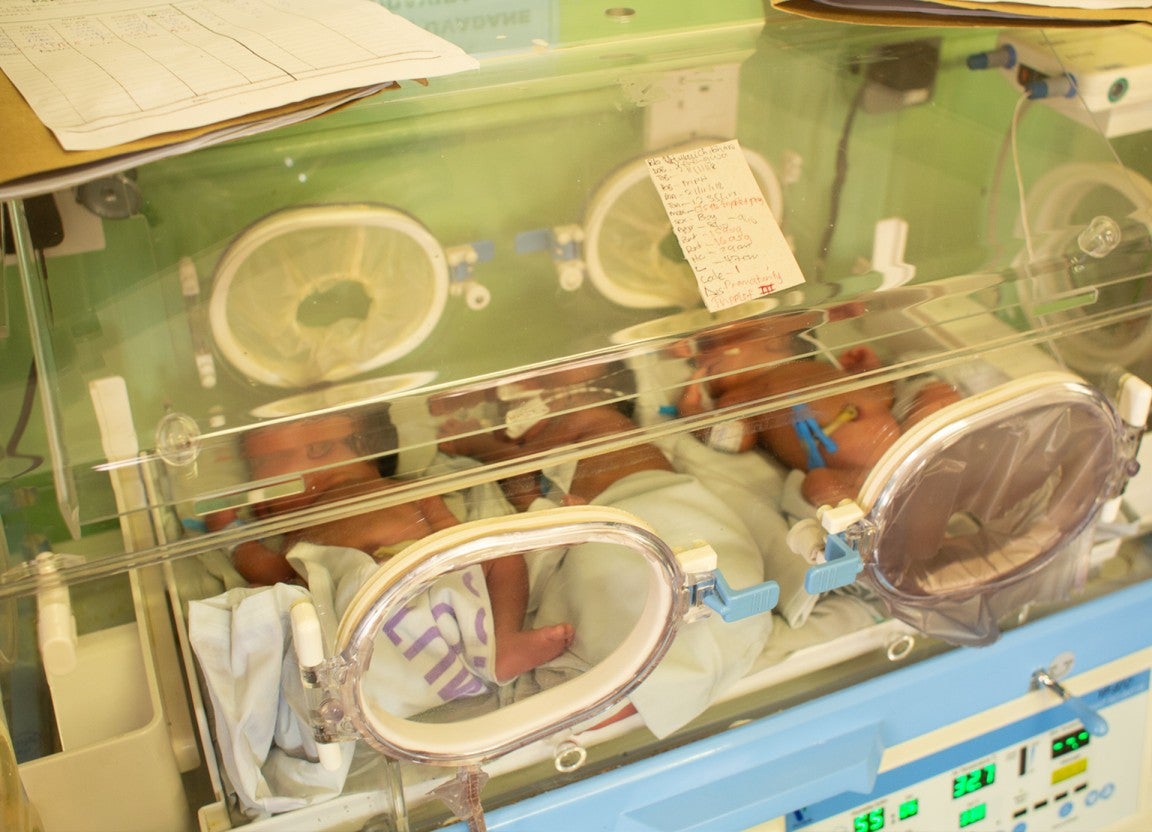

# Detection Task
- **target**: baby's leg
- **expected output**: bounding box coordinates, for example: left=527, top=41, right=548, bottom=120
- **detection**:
left=483, top=554, right=573, bottom=683
left=801, top=465, right=869, bottom=507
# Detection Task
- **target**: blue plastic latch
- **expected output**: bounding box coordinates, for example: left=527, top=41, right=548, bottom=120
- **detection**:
left=804, top=531, right=863, bottom=594
left=515, top=228, right=551, bottom=254
left=472, top=239, right=496, bottom=262
left=703, top=570, right=780, bottom=622
left=448, top=240, right=495, bottom=283
left=516, top=227, right=584, bottom=259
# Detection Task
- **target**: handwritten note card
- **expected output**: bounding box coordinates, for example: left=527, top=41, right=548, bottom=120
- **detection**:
left=646, top=140, right=804, bottom=313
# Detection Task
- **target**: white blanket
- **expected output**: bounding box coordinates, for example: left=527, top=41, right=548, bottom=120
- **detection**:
left=292, top=542, right=499, bottom=714
left=527, top=468, right=774, bottom=738
left=188, top=583, right=352, bottom=817
left=658, top=433, right=819, bottom=629
left=188, top=544, right=497, bottom=817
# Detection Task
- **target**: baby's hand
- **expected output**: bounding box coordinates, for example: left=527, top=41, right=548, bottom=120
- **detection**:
left=204, top=508, right=240, bottom=533
left=903, top=381, right=962, bottom=429
left=838, top=345, right=883, bottom=374
left=676, top=367, right=712, bottom=418
left=437, top=416, right=523, bottom=461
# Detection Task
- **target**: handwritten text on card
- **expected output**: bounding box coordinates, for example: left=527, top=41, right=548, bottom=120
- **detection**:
left=646, top=140, right=804, bottom=312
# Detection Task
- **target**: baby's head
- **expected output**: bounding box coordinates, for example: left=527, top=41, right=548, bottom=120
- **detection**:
left=242, top=409, right=397, bottom=515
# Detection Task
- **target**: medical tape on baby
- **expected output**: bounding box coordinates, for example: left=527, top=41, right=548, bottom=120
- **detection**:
left=502, top=385, right=628, bottom=439
left=706, top=420, right=748, bottom=454
left=538, top=460, right=578, bottom=500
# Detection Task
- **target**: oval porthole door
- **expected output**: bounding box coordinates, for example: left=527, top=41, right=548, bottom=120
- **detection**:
left=807, top=371, right=1146, bottom=646
left=210, top=204, right=449, bottom=390
left=288, top=505, right=691, bottom=831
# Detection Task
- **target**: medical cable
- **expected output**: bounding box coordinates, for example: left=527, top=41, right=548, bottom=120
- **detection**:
left=1010, top=92, right=1037, bottom=263
left=814, top=83, right=865, bottom=280
left=1, top=361, right=43, bottom=481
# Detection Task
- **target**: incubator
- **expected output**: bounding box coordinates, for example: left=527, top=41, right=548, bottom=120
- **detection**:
left=2, top=3, right=1152, bottom=831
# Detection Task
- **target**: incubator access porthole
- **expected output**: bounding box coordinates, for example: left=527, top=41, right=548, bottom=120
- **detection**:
left=1019, top=163, right=1152, bottom=371
left=854, top=372, right=1132, bottom=645
left=304, top=506, right=685, bottom=766
left=583, top=142, right=784, bottom=310
left=209, top=204, right=449, bottom=389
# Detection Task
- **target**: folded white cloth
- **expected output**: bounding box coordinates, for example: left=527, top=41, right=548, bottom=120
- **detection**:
left=187, top=583, right=354, bottom=817
left=188, top=540, right=499, bottom=817
left=292, top=542, right=499, bottom=714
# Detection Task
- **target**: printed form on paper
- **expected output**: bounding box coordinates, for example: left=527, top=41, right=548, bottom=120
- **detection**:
left=647, top=140, right=805, bottom=313
left=0, top=0, right=479, bottom=151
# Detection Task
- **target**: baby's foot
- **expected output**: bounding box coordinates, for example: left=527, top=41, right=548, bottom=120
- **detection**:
left=494, top=623, right=575, bottom=683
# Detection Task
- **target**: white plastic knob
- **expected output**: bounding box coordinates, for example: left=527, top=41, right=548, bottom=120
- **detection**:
left=818, top=501, right=865, bottom=535
left=466, top=282, right=491, bottom=310
left=558, top=262, right=585, bottom=291
left=38, top=586, right=77, bottom=676
left=786, top=519, right=826, bottom=564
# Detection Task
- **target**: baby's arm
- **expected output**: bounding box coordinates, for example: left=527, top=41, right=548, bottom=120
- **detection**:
left=292, top=488, right=458, bottom=555
left=231, top=539, right=299, bottom=586
left=205, top=509, right=298, bottom=585
left=441, top=403, right=673, bottom=508
left=902, top=381, right=962, bottom=429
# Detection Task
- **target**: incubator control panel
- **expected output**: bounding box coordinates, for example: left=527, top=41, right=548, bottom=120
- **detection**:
left=787, top=671, right=1149, bottom=832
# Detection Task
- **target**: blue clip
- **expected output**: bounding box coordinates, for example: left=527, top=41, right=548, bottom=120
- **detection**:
left=703, top=570, right=780, bottom=622
left=514, top=228, right=550, bottom=255
left=514, top=228, right=581, bottom=260
left=804, top=531, right=863, bottom=594
left=549, top=231, right=582, bottom=261
left=448, top=240, right=496, bottom=284
left=792, top=404, right=837, bottom=470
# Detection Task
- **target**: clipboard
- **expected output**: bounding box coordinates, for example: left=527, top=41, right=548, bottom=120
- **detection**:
left=764, top=0, right=1139, bottom=27
left=0, top=74, right=396, bottom=201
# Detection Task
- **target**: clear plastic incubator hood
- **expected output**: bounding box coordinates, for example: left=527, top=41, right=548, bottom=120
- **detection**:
left=2, top=3, right=1152, bottom=832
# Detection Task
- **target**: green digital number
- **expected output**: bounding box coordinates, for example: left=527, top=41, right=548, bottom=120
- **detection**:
left=1052, top=728, right=1092, bottom=759
left=898, top=799, right=919, bottom=821
left=853, top=807, right=884, bottom=832
left=953, top=764, right=995, bottom=798
left=870, top=808, right=885, bottom=831
left=959, top=803, right=988, bottom=828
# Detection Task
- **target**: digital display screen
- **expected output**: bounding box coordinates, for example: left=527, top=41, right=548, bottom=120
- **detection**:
left=959, top=803, right=987, bottom=829
left=1051, top=728, right=1090, bottom=758
left=898, top=799, right=919, bottom=821
left=853, top=806, right=884, bottom=832
left=952, top=764, right=996, bottom=799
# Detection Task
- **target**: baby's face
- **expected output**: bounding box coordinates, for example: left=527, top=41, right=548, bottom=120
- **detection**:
left=687, top=329, right=796, bottom=399
left=244, top=414, right=379, bottom=513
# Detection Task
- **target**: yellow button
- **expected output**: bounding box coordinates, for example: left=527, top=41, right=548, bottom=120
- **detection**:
left=1052, top=757, right=1088, bottom=784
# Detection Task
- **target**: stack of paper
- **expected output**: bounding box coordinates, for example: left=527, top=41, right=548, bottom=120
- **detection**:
left=0, top=0, right=479, bottom=200
left=766, top=0, right=1152, bottom=28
